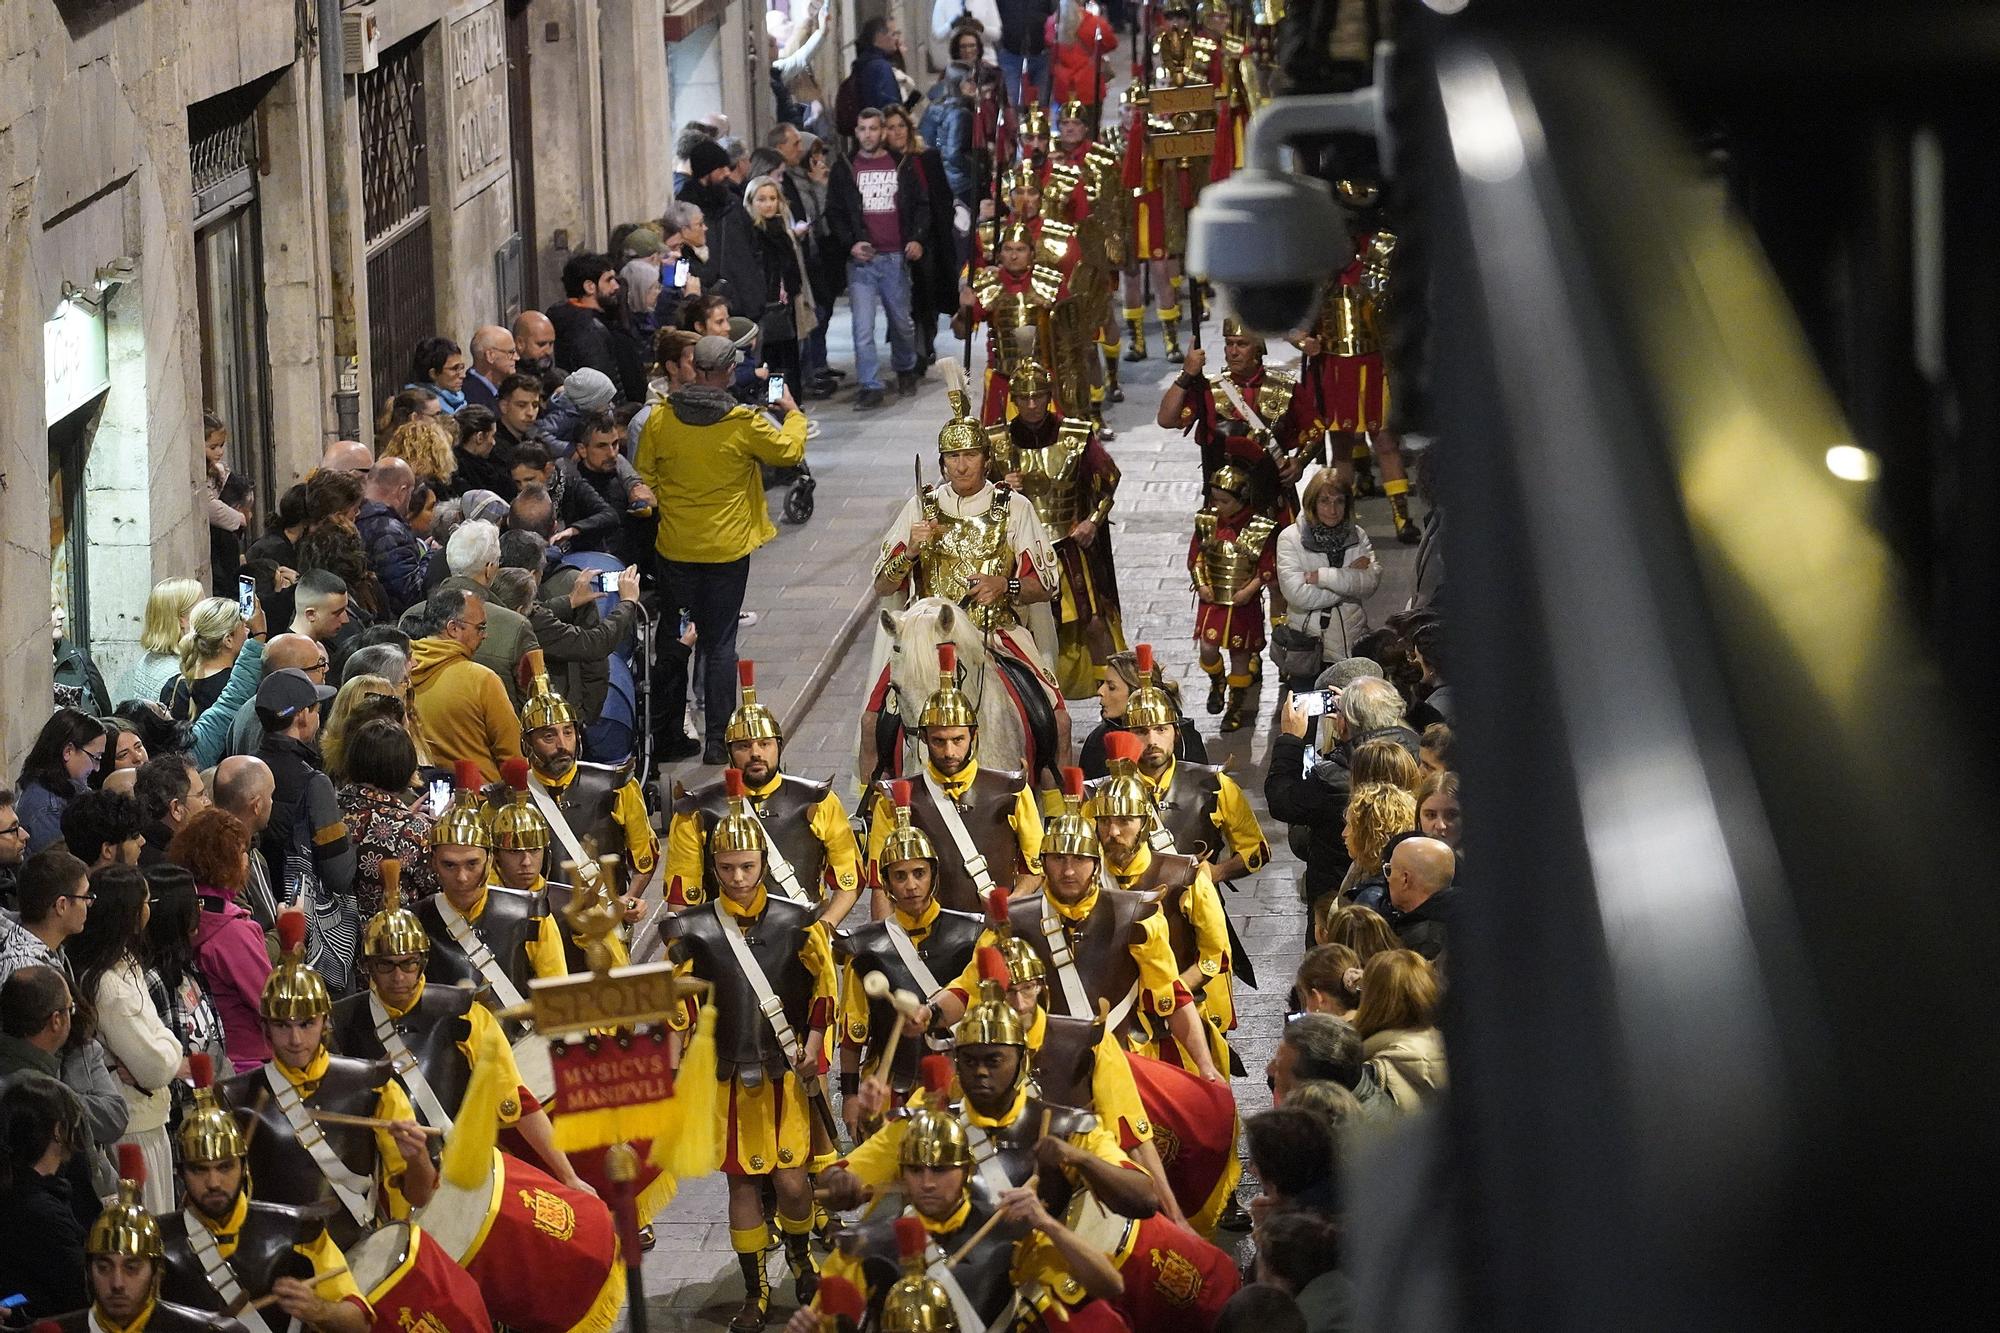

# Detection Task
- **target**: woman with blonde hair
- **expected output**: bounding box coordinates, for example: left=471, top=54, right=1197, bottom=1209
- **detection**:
left=1273, top=468, right=1379, bottom=689
left=1351, top=735, right=1422, bottom=794
left=383, top=414, right=457, bottom=487
left=162, top=597, right=248, bottom=722
left=119, top=577, right=204, bottom=706
left=319, top=674, right=398, bottom=779
left=1314, top=900, right=1402, bottom=960
left=1354, top=949, right=1446, bottom=1109
left=1332, top=780, right=1416, bottom=914
left=1080, top=647, right=1209, bottom=778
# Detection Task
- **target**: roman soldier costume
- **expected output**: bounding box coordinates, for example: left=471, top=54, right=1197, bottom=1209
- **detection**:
left=864, top=648, right=1045, bottom=916
left=658, top=769, right=836, bottom=1328
left=1170, top=319, right=1315, bottom=522
left=665, top=661, right=861, bottom=914
left=986, top=359, right=1127, bottom=699
left=960, top=224, right=1066, bottom=423
left=1191, top=466, right=1280, bottom=729
left=835, top=782, right=984, bottom=1106
left=518, top=653, right=659, bottom=908
left=52, top=1147, right=253, bottom=1333
left=486, top=759, right=625, bottom=975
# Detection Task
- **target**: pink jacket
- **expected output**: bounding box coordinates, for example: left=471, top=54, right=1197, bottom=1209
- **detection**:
left=195, top=888, right=274, bottom=1072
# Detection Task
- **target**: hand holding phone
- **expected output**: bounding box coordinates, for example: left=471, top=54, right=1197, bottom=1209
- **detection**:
left=1293, top=688, right=1339, bottom=718
left=671, top=257, right=690, bottom=288
left=595, top=569, right=621, bottom=596
left=237, top=574, right=257, bottom=621
left=427, top=778, right=453, bottom=817
left=767, top=374, right=787, bottom=405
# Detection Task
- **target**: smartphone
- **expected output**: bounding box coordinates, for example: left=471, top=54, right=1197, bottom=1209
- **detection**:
left=427, top=778, right=453, bottom=818
left=1292, top=688, right=1339, bottom=718
left=595, top=569, right=620, bottom=596
left=236, top=574, right=256, bottom=621
left=766, top=374, right=787, bottom=404
left=671, top=257, right=690, bottom=288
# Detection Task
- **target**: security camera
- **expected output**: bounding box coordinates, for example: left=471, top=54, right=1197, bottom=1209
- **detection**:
left=1188, top=167, right=1345, bottom=334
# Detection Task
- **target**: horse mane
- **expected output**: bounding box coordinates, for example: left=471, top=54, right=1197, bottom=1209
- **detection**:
left=885, top=598, right=1025, bottom=766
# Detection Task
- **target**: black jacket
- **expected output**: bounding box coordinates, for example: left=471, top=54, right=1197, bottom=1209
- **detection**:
left=1391, top=886, right=1455, bottom=961
left=826, top=151, right=933, bottom=262
left=903, top=145, right=962, bottom=313
left=747, top=216, right=805, bottom=340
left=1078, top=717, right=1208, bottom=781
left=546, top=299, right=617, bottom=382
left=449, top=440, right=517, bottom=501
left=679, top=179, right=771, bottom=318
left=1266, top=732, right=1351, bottom=899
left=547, top=463, right=619, bottom=552
left=0, top=1169, right=94, bottom=1318
left=995, top=0, right=1057, bottom=55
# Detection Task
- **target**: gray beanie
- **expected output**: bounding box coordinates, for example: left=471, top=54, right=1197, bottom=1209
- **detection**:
left=561, top=367, right=617, bottom=411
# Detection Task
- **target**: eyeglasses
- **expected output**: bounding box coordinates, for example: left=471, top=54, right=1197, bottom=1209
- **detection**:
left=0, top=823, right=25, bottom=840
left=365, top=957, right=426, bottom=974
left=77, top=744, right=105, bottom=765
left=450, top=617, right=489, bottom=639
left=309, top=658, right=331, bottom=675
left=61, top=891, right=96, bottom=903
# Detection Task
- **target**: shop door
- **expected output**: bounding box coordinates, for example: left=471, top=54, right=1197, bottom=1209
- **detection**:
left=190, top=84, right=275, bottom=513
left=361, top=33, right=438, bottom=417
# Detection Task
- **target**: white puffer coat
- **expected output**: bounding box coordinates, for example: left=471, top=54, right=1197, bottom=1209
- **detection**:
left=1275, top=521, right=1381, bottom=667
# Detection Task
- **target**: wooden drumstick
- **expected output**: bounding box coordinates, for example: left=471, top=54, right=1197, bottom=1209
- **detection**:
left=232, top=1267, right=352, bottom=1314
left=862, top=974, right=925, bottom=1088
left=311, top=1109, right=444, bottom=1138
left=945, top=1174, right=1039, bottom=1267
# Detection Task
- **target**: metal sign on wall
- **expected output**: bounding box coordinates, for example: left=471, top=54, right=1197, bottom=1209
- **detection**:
left=449, top=1, right=510, bottom=207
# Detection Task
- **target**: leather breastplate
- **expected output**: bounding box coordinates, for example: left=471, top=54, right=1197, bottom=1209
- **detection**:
left=835, top=909, right=985, bottom=1089
left=950, top=1095, right=1097, bottom=1216
left=1008, top=888, right=1156, bottom=1024
left=1031, top=1012, right=1106, bottom=1109
left=220, top=1056, right=394, bottom=1246
left=330, top=986, right=477, bottom=1124
left=159, top=1201, right=323, bottom=1310
left=1127, top=853, right=1201, bottom=969
left=417, top=887, right=546, bottom=1001
left=1152, top=764, right=1227, bottom=865
left=844, top=1196, right=1026, bottom=1325
left=990, top=419, right=1093, bottom=532
left=659, top=897, right=820, bottom=1076
left=886, top=770, right=1027, bottom=915
left=542, top=760, right=635, bottom=873
left=1212, top=371, right=1297, bottom=430
left=675, top=773, right=834, bottom=905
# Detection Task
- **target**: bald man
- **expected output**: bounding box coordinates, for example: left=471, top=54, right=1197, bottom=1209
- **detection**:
left=465, top=325, right=518, bottom=408
left=513, top=310, right=559, bottom=389
left=214, top=755, right=281, bottom=926
left=226, top=634, right=327, bottom=761
left=1385, top=835, right=1456, bottom=962
left=321, top=439, right=373, bottom=476
left=359, top=458, right=427, bottom=614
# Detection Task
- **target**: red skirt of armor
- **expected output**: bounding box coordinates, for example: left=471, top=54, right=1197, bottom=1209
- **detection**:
left=463, top=1153, right=622, bottom=1333
left=1114, top=1213, right=1244, bottom=1333
left=982, top=367, right=1012, bottom=424
left=1195, top=600, right=1265, bottom=653
left=1313, top=350, right=1389, bottom=433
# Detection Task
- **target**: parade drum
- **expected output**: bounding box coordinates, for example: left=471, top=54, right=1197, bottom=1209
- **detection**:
left=512, top=1031, right=556, bottom=1104
left=1124, top=1052, right=1242, bottom=1235
left=347, top=1222, right=494, bottom=1333
left=422, top=1149, right=621, bottom=1333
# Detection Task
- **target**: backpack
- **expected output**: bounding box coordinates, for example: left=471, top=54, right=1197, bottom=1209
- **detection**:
left=834, top=68, right=862, bottom=137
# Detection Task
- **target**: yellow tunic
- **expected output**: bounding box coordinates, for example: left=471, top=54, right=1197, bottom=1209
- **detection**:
left=497, top=872, right=631, bottom=969
left=535, top=766, right=660, bottom=874
left=945, top=883, right=1183, bottom=1022
left=864, top=760, right=1044, bottom=889
left=1085, top=761, right=1266, bottom=872
left=378, top=979, right=528, bottom=1125
left=664, top=772, right=862, bottom=909
left=668, top=885, right=837, bottom=1175
left=198, top=1189, right=370, bottom=1311
left=1023, top=1006, right=1153, bottom=1149
left=817, top=1196, right=1089, bottom=1318
left=1107, top=845, right=1236, bottom=1037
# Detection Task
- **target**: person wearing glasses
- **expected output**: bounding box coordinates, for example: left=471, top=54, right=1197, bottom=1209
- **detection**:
left=0, top=848, right=94, bottom=989
left=0, top=788, right=29, bottom=907
left=13, top=709, right=109, bottom=855
left=407, top=586, right=524, bottom=783
left=0, top=964, right=131, bottom=1208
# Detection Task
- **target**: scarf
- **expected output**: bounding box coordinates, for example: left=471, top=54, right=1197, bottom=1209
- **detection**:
left=412, top=382, right=466, bottom=414
left=1300, top=516, right=1358, bottom=561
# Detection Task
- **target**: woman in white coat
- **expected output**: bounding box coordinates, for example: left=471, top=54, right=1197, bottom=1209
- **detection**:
left=1274, top=469, right=1382, bottom=690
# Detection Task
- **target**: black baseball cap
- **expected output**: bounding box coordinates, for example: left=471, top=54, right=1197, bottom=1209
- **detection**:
left=255, top=667, right=336, bottom=720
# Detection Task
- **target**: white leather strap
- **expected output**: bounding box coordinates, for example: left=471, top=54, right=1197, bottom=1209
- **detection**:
left=184, top=1212, right=277, bottom=1333
left=527, top=775, right=594, bottom=875
left=1037, top=893, right=1094, bottom=1019
left=923, top=1233, right=1016, bottom=1333
left=920, top=772, right=998, bottom=900
left=744, top=803, right=813, bottom=905
left=435, top=899, right=529, bottom=1013
left=262, top=1065, right=375, bottom=1229
left=369, top=993, right=455, bottom=1134
left=1214, top=373, right=1270, bottom=436
left=959, top=1119, right=1016, bottom=1198
left=884, top=922, right=945, bottom=1001
left=711, top=900, right=804, bottom=1065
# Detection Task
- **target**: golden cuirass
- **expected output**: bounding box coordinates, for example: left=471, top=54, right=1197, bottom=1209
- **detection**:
left=988, top=420, right=1094, bottom=533
left=980, top=285, right=1054, bottom=374
left=1212, top=371, right=1297, bottom=432
left=1195, top=511, right=1279, bottom=597
left=1153, top=30, right=1216, bottom=88
left=1321, top=231, right=1396, bottom=356
left=918, top=487, right=1017, bottom=632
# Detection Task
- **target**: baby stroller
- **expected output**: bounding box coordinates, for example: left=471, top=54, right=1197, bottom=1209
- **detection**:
left=762, top=460, right=816, bottom=525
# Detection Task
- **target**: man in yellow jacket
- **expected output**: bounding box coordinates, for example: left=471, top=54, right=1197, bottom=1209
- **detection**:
left=407, top=587, right=524, bottom=781
left=635, top=332, right=808, bottom=765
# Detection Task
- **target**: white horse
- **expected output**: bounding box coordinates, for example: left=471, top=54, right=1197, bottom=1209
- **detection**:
left=860, top=597, right=1066, bottom=785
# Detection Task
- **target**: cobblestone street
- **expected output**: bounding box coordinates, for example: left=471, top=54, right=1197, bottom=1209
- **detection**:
left=626, top=311, right=1422, bottom=1330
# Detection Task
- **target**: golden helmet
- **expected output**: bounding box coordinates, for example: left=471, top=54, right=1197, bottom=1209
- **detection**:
left=882, top=1218, right=956, bottom=1333
left=998, top=934, right=1047, bottom=985
left=1209, top=464, right=1252, bottom=498
left=1219, top=317, right=1267, bottom=353
left=1009, top=358, right=1053, bottom=398
left=879, top=778, right=938, bottom=870
left=917, top=644, right=979, bottom=731
left=1161, top=0, right=1194, bottom=19
left=709, top=768, right=768, bottom=856
left=1335, top=178, right=1382, bottom=209
left=1123, top=643, right=1183, bottom=729
left=725, top=659, right=783, bottom=744
left=995, top=220, right=1034, bottom=252
left=938, top=388, right=987, bottom=455
left=261, top=908, right=331, bottom=1022
left=433, top=760, right=493, bottom=849
left=1094, top=731, right=1158, bottom=821
left=901, top=1058, right=974, bottom=1167
left=490, top=757, right=551, bottom=852
left=1019, top=101, right=1050, bottom=139
left=175, top=1052, right=248, bottom=1165
left=519, top=648, right=576, bottom=735
left=89, top=1144, right=165, bottom=1261
left=1041, top=766, right=1101, bottom=860
left=1001, top=163, right=1041, bottom=196
left=364, top=859, right=431, bottom=959
left=1057, top=97, right=1091, bottom=127
left=952, top=946, right=1027, bottom=1052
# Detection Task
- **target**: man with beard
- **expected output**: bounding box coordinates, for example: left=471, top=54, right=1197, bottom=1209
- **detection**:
left=1158, top=320, right=1315, bottom=529
left=51, top=1146, right=252, bottom=1333
left=986, top=358, right=1125, bottom=699
left=511, top=310, right=562, bottom=397
left=860, top=654, right=1046, bottom=916
left=817, top=947, right=1161, bottom=1222
left=157, top=1055, right=372, bottom=1333
left=664, top=661, right=858, bottom=920
left=935, top=773, right=1225, bottom=1084
left=829, top=782, right=982, bottom=1137
left=1092, top=731, right=1235, bottom=1074
left=1092, top=647, right=1267, bottom=882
